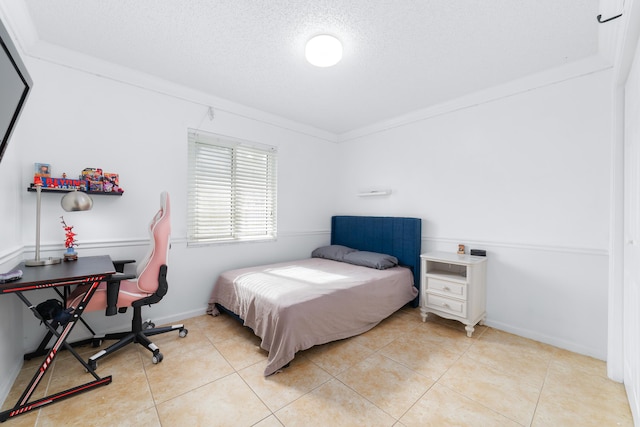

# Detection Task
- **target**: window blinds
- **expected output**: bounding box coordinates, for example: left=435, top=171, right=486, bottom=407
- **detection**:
left=188, top=130, right=277, bottom=243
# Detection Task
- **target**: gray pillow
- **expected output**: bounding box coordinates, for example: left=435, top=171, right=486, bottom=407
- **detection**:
left=343, top=251, right=398, bottom=270
left=311, top=245, right=357, bottom=261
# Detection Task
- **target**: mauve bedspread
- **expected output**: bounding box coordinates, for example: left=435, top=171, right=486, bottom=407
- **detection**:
left=206, top=258, right=418, bottom=376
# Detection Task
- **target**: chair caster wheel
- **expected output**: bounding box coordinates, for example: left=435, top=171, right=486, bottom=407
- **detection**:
left=179, top=328, right=188, bottom=338
left=88, top=360, right=97, bottom=371
left=143, top=321, right=156, bottom=329
left=91, top=339, right=102, bottom=348
left=152, top=353, right=163, bottom=364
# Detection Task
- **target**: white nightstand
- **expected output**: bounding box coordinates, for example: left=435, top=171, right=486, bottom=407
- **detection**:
left=420, top=251, right=487, bottom=337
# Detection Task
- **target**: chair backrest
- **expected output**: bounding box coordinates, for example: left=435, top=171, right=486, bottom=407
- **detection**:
left=135, top=191, right=171, bottom=294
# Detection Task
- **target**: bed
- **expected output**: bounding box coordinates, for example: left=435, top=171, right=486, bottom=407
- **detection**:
left=206, top=215, right=422, bottom=376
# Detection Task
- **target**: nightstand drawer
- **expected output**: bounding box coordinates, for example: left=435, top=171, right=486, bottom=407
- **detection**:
left=425, top=293, right=467, bottom=317
left=426, top=277, right=467, bottom=299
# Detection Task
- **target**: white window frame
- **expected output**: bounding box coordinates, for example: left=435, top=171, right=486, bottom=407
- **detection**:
left=187, top=130, right=277, bottom=245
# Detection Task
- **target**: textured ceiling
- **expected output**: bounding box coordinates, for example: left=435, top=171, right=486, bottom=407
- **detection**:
left=22, top=0, right=602, bottom=135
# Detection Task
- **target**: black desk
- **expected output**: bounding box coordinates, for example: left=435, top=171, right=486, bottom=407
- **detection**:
left=0, top=256, right=116, bottom=422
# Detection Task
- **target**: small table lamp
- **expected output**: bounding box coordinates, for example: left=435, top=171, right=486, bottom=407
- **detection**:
left=25, top=181, right=93, bottom=267
left=61, top=189, right=93, bottom=212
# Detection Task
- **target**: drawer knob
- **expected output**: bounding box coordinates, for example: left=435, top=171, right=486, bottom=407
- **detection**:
left=443, top=303, right=450, bottom=308
left=443, top=286, right=450, bottom=291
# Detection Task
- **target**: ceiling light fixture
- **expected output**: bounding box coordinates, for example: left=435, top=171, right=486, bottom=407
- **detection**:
left=305, top=34, right=343, bottom=67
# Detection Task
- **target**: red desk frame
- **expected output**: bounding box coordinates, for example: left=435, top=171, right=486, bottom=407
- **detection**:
left=0, top=256, right=116, bottom=422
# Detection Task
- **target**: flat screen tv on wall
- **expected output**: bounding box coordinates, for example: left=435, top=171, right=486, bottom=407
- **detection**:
left=0, top=15, right=32, bottom=164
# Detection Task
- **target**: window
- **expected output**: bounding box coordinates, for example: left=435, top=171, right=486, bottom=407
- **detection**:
left=188, top=130, right=277, bottom=244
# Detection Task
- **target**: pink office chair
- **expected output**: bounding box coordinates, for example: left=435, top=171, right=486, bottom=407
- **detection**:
left=68, top=191, right=187, bottom=369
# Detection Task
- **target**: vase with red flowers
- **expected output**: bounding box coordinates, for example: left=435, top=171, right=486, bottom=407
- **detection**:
left=60, top=216, right=78, bottom=261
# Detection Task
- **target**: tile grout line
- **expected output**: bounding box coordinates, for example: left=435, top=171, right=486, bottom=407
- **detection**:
left=428, top=322, right=532, bottom=426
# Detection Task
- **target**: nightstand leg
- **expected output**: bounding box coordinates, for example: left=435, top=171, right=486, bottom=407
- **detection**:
left=465, top=324, right=475, bottom=337
left=420, top=309, right=428, bottom=322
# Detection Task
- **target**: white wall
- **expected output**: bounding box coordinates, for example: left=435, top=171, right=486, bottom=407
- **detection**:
left=623, top=21, right=640, bottom=422
left=0, top=131, right=26, bottom=406
left=1, top=55, right=339, bottom=364
left=0, top=29, right=617, bottom=408
left=334, top=70, right=613, bottom=358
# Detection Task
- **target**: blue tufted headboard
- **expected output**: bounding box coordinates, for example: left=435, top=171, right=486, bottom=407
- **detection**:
left=331, top=216, right=422, bottom=306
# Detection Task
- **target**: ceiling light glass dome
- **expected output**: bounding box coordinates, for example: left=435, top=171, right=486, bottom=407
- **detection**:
left=305, top=34, right=343, bottom=67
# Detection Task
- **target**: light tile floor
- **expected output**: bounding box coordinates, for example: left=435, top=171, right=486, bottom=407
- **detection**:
left=2, top=307, right=634, bottom=426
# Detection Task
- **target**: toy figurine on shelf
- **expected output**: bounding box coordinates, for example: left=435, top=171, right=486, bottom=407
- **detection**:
left=34, top=163, right=51, bottom=177
left=60, top=216, right=78, bottom=261
left=81, top=167, right=103, bottom=192
left=103, top=172, right=123, bottom=193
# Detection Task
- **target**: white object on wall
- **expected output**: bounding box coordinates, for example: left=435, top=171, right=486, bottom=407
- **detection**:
left=357, top=189, right=392, bottom=197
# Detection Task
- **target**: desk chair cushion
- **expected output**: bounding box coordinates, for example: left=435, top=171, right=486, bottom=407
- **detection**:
left=67, top=191, right=170, bottom=313
left=135, top=191, right=170, bottom=294
left=68, top=279, right=152, bottom=313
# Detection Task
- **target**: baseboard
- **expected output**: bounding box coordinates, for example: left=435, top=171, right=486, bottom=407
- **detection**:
left=71, top=306, right=209, bottom=343
left=150, top=307, right=209, bottom=326
left=0, top=355, right=23, bottom=409
left=625, top=365, right=640, bottom=425
left=484, top=319, right=606, bottom=362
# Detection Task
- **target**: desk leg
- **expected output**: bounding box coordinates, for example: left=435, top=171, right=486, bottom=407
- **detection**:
left=0, top=279, right=112, bottom=423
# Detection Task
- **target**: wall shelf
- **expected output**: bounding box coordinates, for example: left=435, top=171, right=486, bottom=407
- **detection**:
left=27, top=186, right=123, bottom=196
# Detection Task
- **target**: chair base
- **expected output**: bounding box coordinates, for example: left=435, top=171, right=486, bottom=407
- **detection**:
left=87, top=305, right=188, bottom=369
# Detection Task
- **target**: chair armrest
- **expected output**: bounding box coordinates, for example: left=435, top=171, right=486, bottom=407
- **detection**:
left=105, top=272, right=136, bottom=316
left=112, top=259, right=136, bottom=273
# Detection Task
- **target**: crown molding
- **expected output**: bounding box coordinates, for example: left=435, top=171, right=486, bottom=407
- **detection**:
left=24, top=41, right=339, bottom=144
left=0, top=1, right=38, bottom=54
left=598, top=0, right=625, bottom=65
left=611, top=0, right=640, bottom=86
left=338, top=55, right=612, bottom=143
